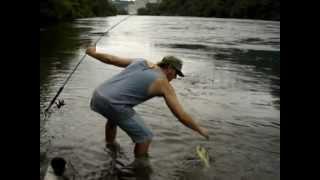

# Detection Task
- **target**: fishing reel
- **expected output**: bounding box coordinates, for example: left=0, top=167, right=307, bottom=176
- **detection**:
left=55, top=99, right=65, bottom=109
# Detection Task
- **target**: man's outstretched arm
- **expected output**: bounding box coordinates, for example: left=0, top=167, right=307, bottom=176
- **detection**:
left=86, top=47, right=133, bottom=68
left=160, top=80, right=209, bottom=140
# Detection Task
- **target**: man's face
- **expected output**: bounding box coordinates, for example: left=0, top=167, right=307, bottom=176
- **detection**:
left=167, top=67, right=177, bottom=82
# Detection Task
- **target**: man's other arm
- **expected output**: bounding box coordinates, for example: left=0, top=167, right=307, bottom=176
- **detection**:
left=86, top=47, right=133, bottom=68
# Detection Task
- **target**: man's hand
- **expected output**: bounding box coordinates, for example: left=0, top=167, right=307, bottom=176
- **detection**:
left=198, top=127, right=210, bottom=140
left=86, top=47, right=96, bottom=56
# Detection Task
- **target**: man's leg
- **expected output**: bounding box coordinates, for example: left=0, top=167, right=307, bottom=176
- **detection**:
left=115, top=112, right=153, bottom=158
left=105, top=120, right=117, bottom=144
left=134, top=140, right=151, bottom=158
left=126, top=140, right=152, bottom=172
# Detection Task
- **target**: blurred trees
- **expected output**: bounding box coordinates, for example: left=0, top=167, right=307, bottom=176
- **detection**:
left=138, top=0, right=280, bottom=21
left=138, top=3, right=161, bottom=15
left=40, top=0, right=117, bottom=22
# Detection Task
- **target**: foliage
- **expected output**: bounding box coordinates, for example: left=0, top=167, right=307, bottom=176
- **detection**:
left=40, top=0, right=117, bottom=22
left=137, top=0, right=280, bottom=21
left=92, top=0, right=117, bottom=17
left=117, top=8, right=129, bottom=15
left=138, top=3, right=161, bottom=15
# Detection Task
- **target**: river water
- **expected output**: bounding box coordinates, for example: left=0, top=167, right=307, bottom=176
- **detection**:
left=40, top=15, right=280, bottom=180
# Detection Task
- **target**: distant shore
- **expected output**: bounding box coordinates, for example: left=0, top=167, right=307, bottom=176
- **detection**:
left=137, top=0, right=280, bottom=21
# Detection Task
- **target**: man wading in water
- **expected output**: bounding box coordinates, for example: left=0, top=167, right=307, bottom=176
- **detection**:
left=87, top=47, right=209, bottom=166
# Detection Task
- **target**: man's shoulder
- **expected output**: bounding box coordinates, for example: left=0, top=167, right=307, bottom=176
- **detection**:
left=155, top=78, right=174, bottom=92
left=148, top=77, right=169, bottom=97
left=146, top=61, right=156, bottom=68
left=125, top=58, right=146, bottom=69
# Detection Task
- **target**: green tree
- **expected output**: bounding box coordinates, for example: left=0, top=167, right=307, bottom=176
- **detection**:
left=137, top=0, right=280, bottom=21
left=40, top=0, right=117, bottom=23
left=92, top=0, right=117, bottom=17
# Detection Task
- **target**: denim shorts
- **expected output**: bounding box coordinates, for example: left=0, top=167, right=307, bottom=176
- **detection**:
left=90, top=91, right=153, bottom=143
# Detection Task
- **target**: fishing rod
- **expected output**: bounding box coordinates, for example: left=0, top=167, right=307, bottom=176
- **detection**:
left=41, top=15, right=132, bottom=180
left=43, top=15, right=132, bottom=115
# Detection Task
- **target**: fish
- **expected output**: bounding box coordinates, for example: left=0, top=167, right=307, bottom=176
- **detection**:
left=196, top=145, right=210, bottom=168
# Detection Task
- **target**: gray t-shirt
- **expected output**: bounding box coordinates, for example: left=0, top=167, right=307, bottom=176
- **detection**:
left=94, top=59, right=162, bottom=115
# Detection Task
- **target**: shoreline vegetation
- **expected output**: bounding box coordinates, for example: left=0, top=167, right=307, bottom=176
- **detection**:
left=40, top=0, right=279, bottom=25
left=138, top=0, right=279, bottom=21
left=40, top=0, right=117, bottom=24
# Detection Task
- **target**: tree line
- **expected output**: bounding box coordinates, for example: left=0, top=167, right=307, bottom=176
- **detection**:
left=138, top=0, right=280, bottom=21
left=40, top=0, right=117, bottom=23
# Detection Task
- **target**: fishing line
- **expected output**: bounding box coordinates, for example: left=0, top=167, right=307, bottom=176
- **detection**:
left=42, top=15, right=132, bottom=120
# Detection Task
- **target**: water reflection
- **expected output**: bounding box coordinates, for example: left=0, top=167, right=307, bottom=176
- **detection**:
left=118, top=158, right=153, bottom=180
left=156, top=43, right=210, bottom=50
left=213, top=48, right=280, bottom=108
left=155, top=41, right=280, bottom=109
left=41, top=23, right=94, bottom=78
left=40, top=21, right=95, bottom=179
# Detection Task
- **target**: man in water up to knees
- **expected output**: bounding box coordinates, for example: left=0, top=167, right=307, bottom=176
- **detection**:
left=86, top=47, right=209, bottom=160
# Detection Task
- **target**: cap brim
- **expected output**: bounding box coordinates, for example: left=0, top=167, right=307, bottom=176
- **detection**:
left=171, top=65, right=184, bottom=77
left=177, top=70, right=184, bottom=77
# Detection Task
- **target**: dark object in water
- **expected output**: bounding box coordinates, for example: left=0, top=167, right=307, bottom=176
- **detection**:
left=55, top=99, right=65, bottom=109
left=51, top=157, right=66, bottom=176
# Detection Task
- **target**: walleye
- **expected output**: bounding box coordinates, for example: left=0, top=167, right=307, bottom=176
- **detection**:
left=196, top=145, right=210, bottom=168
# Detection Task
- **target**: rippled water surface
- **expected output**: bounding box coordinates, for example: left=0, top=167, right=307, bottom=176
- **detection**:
left=40, top=15, right=280, bottom=180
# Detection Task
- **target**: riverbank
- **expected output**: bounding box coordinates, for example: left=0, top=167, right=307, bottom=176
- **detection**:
left=40, top=0, right=117, bottom=25
left=138, top=0, right=280, bottom=21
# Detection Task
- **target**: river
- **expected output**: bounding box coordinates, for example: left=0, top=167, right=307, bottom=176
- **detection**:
left=40, top=15, right=280, bottom=180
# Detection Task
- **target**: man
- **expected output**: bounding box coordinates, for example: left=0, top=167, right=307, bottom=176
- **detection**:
left=86, top=47, right=209, bottom=159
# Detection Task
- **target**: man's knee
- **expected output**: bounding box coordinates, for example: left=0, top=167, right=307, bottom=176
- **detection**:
left=134, top=134, right=153, bottom=144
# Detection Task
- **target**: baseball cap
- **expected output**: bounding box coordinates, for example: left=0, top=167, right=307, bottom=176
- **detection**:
left=159, top=56, right=184, bottom=77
